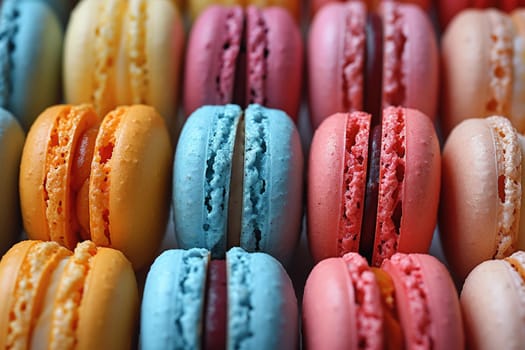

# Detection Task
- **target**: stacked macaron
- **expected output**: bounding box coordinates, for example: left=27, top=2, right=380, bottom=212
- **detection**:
left=184, top=5, right=303, bottom=120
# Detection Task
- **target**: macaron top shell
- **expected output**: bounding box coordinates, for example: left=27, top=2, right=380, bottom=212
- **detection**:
left=0, top=0, right=62, bottom=129
left=0, top=108, right=24, bottom=254
left=440, top=116, right=525, bottom=281
left=461, top=250, right=525, bottom=350
left=174, top=104, right=303, bottom=263
left=187, top=0, right=300, bottom=21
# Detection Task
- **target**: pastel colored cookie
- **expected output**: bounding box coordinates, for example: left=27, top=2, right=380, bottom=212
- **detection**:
left=20, top=104, right=172, bottom=269
left=64, top=0, right=184, bottom=131
left=461, top=250, right=525, bottom=350
left=302, top=252, right=464, bottom=349
left=187, top=0, right=300, bottom=21
left=0, top=108, right=24, bottom=255
left=442, top=8, right=525, bottom=135
left=173, top=104, right=303, bottom=263
left=311, top=0, right=431, bottom=17
left=308, top=107, right=440, bottom=266
left=184, top=5, right=303, bottom=121
left=141, top=247, right=298, bottom=349
left=440, top=116, right=525, bottom=281
left=0, top=0, right=63, bottom=130
left=0, top=240, right=138, bottom=349
left=438, top=0, right=525, bottom=28
left=308, top=1, right=438, bottom=129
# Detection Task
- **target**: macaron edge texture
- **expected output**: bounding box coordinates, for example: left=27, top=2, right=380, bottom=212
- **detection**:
left=141, top=248, right=210, bottom=350
left=173, top=104, right=243, bottom=257
left=0, top=108, right=24, bottom=254
left=227, top=247, right=298, bottom=349
left=241, top=104, right=303, bottom=263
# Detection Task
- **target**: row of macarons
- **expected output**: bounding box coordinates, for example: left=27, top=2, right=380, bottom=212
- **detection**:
left=4, top=0, right=525, bottom=138
left=1, top=101, right=523, bottom=287
left=1, top=239, right=523, bottom=349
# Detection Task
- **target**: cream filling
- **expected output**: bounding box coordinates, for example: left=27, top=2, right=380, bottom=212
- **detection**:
left=487, top=116, right=522, bottom=258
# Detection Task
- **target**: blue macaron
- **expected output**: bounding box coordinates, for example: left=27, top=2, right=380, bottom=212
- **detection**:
left=0, top=0, right=63, bottom=129
left=0, top=107, right=24, bottom=254
left=140, top=247, right=298, bottom=350
left=173, top=104, right=304, bottom=263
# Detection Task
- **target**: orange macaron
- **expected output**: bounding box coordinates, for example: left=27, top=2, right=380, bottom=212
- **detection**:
left=0, top=240, right=138, bottom=349
left=19, top=104, right=172, bottom=269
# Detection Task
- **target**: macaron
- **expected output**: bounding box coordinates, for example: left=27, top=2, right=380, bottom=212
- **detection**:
left=0, top=0, right=63, bottom=130
left=460, top=250, right=525, bottom=350
left=141, top=247, right=298, bottom=349
left=308, top=1, right=438, bottom=129
left=302, top=252, right=464, bottom=349
left=0, top=108, right=24, bottom=255
left=19, top=104, right=172, bottom=269
left=0, top=240, right=138, bottom=349
left=173, top=104, right=303, bottom=263
left=184, top=5, right=303, bottom=121
left=440, top=116, right=525, bottom=281
left=308, top=107, right=440, bottom=266
left=187, top=0, right=300, bottom=22
left=63, top=0, right=184, bottom=130
left=311, top=0, right=432, bottom=17
left=438, top=0, right=525, bottom=28
left=441, top=8, right=525, bottom=135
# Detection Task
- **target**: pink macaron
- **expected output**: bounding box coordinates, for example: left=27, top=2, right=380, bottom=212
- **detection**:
left=308, top=107, right=440, bottom=266
left=308, top=1, right=438, bottom=129
left=440, top=116, right=525, bottom=281
left=460, top=250, right=525, bottom=350
left=183, top=5, right=303, bottom=121
left=302, top=252, right=464, bottom=350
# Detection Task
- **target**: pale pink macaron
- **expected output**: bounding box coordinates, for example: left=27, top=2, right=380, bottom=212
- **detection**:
left=308, top=107, right=440, bottom=266
left=440, top=116, right=525, bottom=281
left=183, top=5, right=303, bottom=121
left=302, top=252, right=464, bottom=350
left=441, top=8, right=525, bottom=135
left=461, top=250, right=525, bottom=350
left=308, top=1, right=438, bottom=129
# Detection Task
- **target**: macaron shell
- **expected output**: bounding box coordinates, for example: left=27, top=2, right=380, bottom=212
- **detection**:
left=247, top=6, right=303, bottom=120
left=461, top=254, right=525, bottom=349
left=187, top=0, right=300, bottom=21
left=90, top=105, right=172, bottom=269
left=510, top=10, right=525, bottom=132
left=173, top=105, right=242, bottom=256
left=379, top=3, right=438, bottom=119
left=227, top=247, right=298, bottom=349
left=183, top=6, right=243, bottom=116
left=141, top=248, right=210, bottom=349
left=308, top=2, right=366, bottom=129
left=396, top=108, right=440, bottom=258
left=0, top=110, right=24, bottom=254
left=302, top=258, right=358, bottom=350
left=241, top=104, right=303, bottom=263
left=3, top=0, right=62, bottom=130
left=76, top=247, right=138, bottom=350
left=441, top=9, right=512, bottom=135
left=382, top=253, right=464, bottom=350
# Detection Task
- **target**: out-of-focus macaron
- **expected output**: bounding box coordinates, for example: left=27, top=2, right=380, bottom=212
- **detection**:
left=311, top=0, right=431, bottom=17
left=184, top=5, right=303, bottom=121
left=20, top=104, right=172, bottom=269
left=173, top=104, right=303, bottom=264
left=461, top=250, right=525, bottom=350
left=141, top=247, right=298, bottom=349
left=0, top=0, right=63, bottom=130
left=438, top=0, right=525, bottom=28
left=440, top=116, right=525, bottom=281
left=187, top=0, right=300, bottom=21
left=0, top=240, right=138, bottom=349
left=0, top=108, right=24, bottom=255
left=64, top=0, right=184, bottom=132
left=441, top=8, right=525, bottom=135
left=308, top=107, right=440, bottom=266
left=308, top=1, right=438, bottom=129
left=302, top=252, right=464, bottom=349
